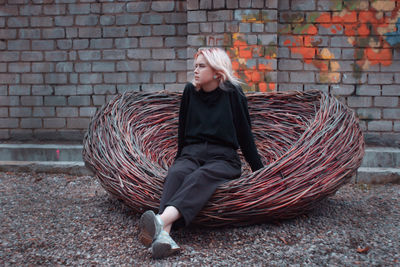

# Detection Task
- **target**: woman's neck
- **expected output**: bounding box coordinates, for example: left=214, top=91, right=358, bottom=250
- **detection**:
left=201, top=80, right=219, bottom=92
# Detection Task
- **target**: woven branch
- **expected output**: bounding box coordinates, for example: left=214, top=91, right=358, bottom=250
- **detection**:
left=83, top=90, right=365, bottom=227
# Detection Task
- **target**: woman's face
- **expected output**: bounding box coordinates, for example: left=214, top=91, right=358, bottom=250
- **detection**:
left=194, top=54, right=216, bottom=89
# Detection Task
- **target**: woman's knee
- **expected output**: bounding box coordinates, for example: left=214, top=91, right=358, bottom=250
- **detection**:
left=165, top=167, right=187, bottom=184
left=165, top=158, right=196, bottom=182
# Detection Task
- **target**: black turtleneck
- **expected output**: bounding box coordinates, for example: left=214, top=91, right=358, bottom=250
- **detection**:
left=176, top=82, right=263, bottom=172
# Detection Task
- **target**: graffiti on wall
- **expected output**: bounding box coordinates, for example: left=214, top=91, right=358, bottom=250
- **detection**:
left=281, top=0, right=400, bottom=81
left=225, top=10, right=277, bottom=92
left=227, top=33, right=276, bottom=92
left=210, top=0, right=399, bottom=91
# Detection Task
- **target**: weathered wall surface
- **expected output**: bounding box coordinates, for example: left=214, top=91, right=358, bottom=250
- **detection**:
left=187, top=0, right=278, bottom=92
left=277, top=0, right=400, bottom=146
left=0, top=0, right=187, bottom=141
left=0, top=0, right=399, bottom=146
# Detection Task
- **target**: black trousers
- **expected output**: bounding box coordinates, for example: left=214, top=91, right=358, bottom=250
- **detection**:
left=159, top=142, right=242, bottom=227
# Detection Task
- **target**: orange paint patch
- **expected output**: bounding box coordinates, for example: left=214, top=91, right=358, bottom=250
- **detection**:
left=343, top=11, right=358, bottom=23
left=251, top=71, right=262, bottom=82
left=314, top=60, right=329, bottom=72
left=315, top=13, right=331, bottom=23
left=281, top=3, right=398, bottom=76
left=358, top=24, right=370, bottom=36
left=304, top=36, right=314, bottom=47
left=286, top=36, right=303, bottom=47
left=258, top=63, right=273, bottom=71
left=332, top=11, right=357, bottom=23
left=239, top=47, right=253, bottom=58
left=292, top=47, right=316, bottom=62
left=258, top=82, right=275, bottom=92
left=232, top=61, right=239, bottom=71
left=307, top=24, right=318, bottom=35
left=244, top=69, right=252, bottom=82
left=230, top=31, right=276, bottom=92
left=268, top=83, right=276, bottom=90
left=344, top=25, right=357, bottom=36
left=233, top=38, right=248, bottom=47
left=259, top=82, right=267, bottom=92
left=366, top=48, right=392, bottom=62
left=359, top=11, right=378, bottom=24
left=330, top=25, right=342, bottom=34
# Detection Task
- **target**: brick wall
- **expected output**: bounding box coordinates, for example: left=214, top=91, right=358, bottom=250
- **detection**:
left=187, top=0, right=278, bottom=91
left=277, top=0, right=400, bottom=146
left=0, top=0, right=187, bottom=141
left=0, top=0, right=399, bottom=146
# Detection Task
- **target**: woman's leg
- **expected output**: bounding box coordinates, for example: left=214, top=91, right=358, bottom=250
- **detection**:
left=159, top=206, right=181, bottom=233
left=164, top=159, right=241, bottom=227
left=159, top=157, right=198, bottom=214
left=152, top=206, right=181, bottom=259
left=138, top=206, right=181, bottom=247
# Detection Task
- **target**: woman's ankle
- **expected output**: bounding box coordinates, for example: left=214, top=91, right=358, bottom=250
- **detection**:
left=163, top=223, right=172, bottom=233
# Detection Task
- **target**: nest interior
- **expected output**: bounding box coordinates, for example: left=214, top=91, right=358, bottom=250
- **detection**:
left=83, top=90, right=365, bottom=227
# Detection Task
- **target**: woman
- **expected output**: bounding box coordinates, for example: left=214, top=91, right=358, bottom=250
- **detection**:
left=138, top=47, right=263, bottom=259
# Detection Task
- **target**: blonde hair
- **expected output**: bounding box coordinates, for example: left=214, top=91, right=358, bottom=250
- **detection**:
left=193, top=47, right=242, bottom=89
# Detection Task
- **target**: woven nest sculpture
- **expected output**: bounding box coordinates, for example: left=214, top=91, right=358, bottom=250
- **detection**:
left=83, top=89, right=365, bottom=227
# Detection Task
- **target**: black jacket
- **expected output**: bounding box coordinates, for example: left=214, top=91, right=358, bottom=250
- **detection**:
left=175, top=82, right=263, bottom=172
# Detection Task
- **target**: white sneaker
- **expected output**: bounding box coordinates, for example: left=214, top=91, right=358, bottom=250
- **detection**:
left=138, top=210, right=164, bottom=247
left=152, top=230, right=181, bottom=259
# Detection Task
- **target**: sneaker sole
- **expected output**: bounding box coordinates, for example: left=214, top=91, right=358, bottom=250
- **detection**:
left=138, top=211, right=156, bottom=247
left=152, top=242, right=180, bottom=259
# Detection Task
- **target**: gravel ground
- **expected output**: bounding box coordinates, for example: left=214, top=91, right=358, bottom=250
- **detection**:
left=1, top=171, right=399, bottom=266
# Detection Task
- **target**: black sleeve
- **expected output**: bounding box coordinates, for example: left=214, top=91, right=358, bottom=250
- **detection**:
left=231, top=87, right=263, bottom=172
left=175, top=83, right=190, bottom=160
